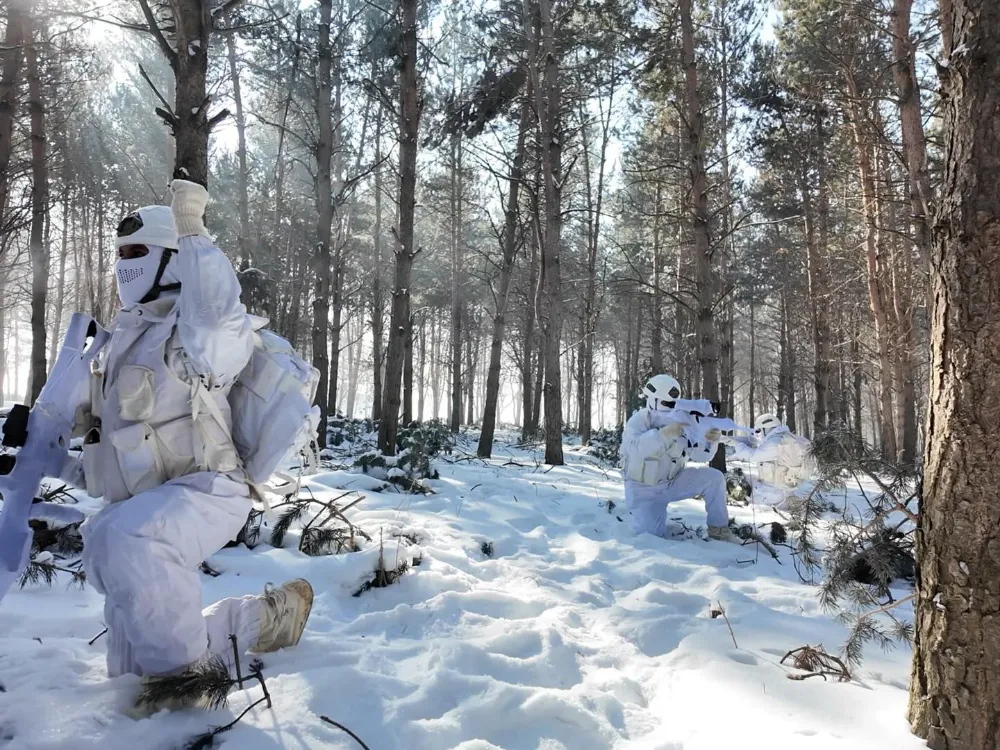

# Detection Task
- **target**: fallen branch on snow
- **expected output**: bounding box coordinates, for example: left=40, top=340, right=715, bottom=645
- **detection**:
left=780, top=645, right=851, bottom=682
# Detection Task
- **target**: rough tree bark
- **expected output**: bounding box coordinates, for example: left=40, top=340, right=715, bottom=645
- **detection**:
left=681, top=0, right=722, bottom=470
left=139, top=0, right=212, bottom=185
left=907, top=2, right=1000, bottom=745
left=377, top=0, right=420, bottom=454
left=891, top=0, right=934, bottom=267
left=478, top=98, right=528, bottom=456
left=26, top=16, right=48, bottom=404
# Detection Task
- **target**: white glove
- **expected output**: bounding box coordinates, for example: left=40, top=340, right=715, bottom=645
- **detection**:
left=659, top=423, right=685, bottom=440
left=705, top=427, right=722, bottom=443
left=170, top=179, right=210, bottom=238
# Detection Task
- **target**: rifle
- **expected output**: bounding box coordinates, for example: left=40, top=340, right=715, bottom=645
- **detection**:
left=0, top=314, right=110, bottom=602
left=658, top=398, right=753, bottom=438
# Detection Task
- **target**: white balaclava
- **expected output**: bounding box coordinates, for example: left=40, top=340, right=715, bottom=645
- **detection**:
left=114, top=205, right=180, bottom=308
left=115, top=245, right=180, bottom=308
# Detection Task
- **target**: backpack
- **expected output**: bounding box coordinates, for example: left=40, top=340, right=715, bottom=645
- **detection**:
left=226, top=319, right=321, bottom=485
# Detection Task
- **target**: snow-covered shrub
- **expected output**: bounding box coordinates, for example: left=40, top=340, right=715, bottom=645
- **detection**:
left=587, top=427, right=622, bottom=465
left=352, top=420, right=454, bottom=493
left=327, top=415, right=377, bottom=448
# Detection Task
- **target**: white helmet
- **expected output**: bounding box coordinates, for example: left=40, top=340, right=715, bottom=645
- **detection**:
left=643, top=374, right=681, bottom=411
left=114, top=205, right=178, bottom=250
left=754, top=413, right=781, bottom=436
left=114, top=206, right=180, bottom=307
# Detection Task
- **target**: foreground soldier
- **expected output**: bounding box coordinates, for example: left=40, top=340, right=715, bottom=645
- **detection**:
left=58, top=180, right=313, bottom=714
left=620, top=374, right=739, bottom=542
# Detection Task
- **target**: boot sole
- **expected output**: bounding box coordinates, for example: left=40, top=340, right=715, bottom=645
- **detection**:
left=284, top=578, right=314, bottom=648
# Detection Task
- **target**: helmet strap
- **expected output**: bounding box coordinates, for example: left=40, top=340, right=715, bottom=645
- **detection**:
left=139, top=248, right=181, bottom=304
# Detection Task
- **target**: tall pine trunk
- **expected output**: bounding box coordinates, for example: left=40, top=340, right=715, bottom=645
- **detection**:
left=681, top=0, right=721, bottom=470
left=224, top=7, right=251, bottom=270
left=449, top=134, right=464, bottom=432
left=0, top=1, right=25, bottom=230
left=312, top=0, right=334, bottom=447
left=26, top=20, right=48, bottom=404
left=478, top=97, right=528, bottom=456
left=908, top=2, right=1000, bottom=743
left=526, top=0, right=565, bottom=464
left=847, top=78, right=897, bottom=460
left=891, top=0, right=934, bottom=267
left=377, top=0, right=420, bottom=454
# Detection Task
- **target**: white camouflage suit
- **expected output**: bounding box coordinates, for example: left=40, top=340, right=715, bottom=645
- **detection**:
left=63, top=229, right=263, bottom=678
left=729, top=425, right=813, bottom=508
left=619, top=407, right=729, bottom=537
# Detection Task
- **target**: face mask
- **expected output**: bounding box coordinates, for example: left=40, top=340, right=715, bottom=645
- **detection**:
left=115, top=245, right=178, bottom=308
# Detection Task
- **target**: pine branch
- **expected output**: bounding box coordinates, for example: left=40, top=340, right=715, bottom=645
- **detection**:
left=135, top=655, right=233, bottom=712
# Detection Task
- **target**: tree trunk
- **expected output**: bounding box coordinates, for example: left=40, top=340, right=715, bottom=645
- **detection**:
left=371, top=126, right=385, bottom=422
left=800, top=155, right=833, bottom=435
left=0, top=0, right=25, bottom=233
left=464, top=322, right=476, bottom=425
left=377, top=0, right=420, bottom=454
left=417, top=314, right=426, bottom=421
left=164, top=0, right=211, bottom=185
left=449, top=134, right=464, bottom=432
left=49, top=193, right=69, bottom=366
left=908, top=3, right=1000, bottom=743
left=891, top=0, right=934, bottom=268
left=224, top=7, right=251, bottom=270
left=681, top=0, right=722, bottom=470
left=525, top=0, right=565, bottom=464
left=327, top=7, right=347, bottom=420
left=26, top=21, right=48, bottom=404
left=650, top=183, right=664, bottom=373
left=478, top=98, right=528, bottom=456
left=403, top=312, right=413, bottom=423
left=846, top=76, right=897, bottom=460
left=579, top=77, right=613, bottom=445
left=312, top=0, right=334, bottom=447
left=748, top=299, right=756, bottom=425
left=521, top=226, right=539, bottom=440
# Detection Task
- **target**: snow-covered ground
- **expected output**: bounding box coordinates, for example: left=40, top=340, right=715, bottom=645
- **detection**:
left=0, top=436, right=922, bottom=750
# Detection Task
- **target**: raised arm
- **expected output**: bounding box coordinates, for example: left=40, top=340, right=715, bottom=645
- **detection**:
left=170, top=180, right=254, bottom=387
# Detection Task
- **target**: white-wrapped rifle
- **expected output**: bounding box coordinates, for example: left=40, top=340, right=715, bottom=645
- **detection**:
left=0, top=314, right=109, bottom=602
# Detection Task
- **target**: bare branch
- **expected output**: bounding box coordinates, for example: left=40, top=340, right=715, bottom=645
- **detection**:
left=136, top=0, right=177, bottom=68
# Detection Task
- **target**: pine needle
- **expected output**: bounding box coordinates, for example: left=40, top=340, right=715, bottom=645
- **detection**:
left=135, top=655, right=233, bottom=712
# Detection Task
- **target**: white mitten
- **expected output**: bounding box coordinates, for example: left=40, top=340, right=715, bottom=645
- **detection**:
left=170, top=179, right=210, bottom=238
left=659, top=423, right=685, bottom=440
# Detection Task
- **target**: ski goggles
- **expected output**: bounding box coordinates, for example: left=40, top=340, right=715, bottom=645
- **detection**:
left=116, top=212, right=143, bottom=238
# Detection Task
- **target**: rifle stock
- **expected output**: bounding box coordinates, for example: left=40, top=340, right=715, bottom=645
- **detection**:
left=0, top=313, right=109, bottom=601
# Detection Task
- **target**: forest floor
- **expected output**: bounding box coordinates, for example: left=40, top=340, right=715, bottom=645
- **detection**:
left=0, top=430, right=922, bottom=750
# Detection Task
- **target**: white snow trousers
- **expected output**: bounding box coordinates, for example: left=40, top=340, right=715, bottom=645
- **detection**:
left=625, top=466, right=729, bottom=537
left=82, top=472, right=262, bottom=678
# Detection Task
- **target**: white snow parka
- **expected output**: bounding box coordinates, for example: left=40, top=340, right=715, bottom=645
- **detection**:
left=70, top=236, right=254, bottom=503
left=620, top=407, right=718, bottom=485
